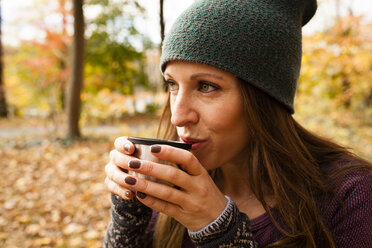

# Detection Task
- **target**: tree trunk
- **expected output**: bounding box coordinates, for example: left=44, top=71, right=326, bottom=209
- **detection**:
left=59, top=0, right=68, bottom=112
left=159, top=0, right=167, bottom=91
left=341, top=75, right=351, bottom=109
left=159, top=0, right=165, bottom=46
left=0, top=2, right=9, bottom=118
left=66, top=0, right=85, bottom=138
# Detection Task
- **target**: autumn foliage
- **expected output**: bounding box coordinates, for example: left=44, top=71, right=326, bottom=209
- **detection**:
left=299, top=14, right=372, bottom=114
left=0, top=3, right=371, bottom=247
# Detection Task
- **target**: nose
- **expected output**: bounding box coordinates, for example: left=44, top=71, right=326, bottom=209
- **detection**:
left=170, top=91, right=199, bottom=127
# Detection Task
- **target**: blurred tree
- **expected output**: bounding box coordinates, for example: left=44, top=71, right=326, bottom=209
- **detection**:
left=160, top=0, right=165, bottom=46
left=299, top=13, right=372, bottom=115
left=4, top=1, right=72, bottom=117
left=0, top=1, right=8, bottom=118
left=5, top=0, right=153, bottom=120
left=56, top=0, right=70, bottom=111
left=84, top=0, right=151, bottom=95
left=66, top=0, right=85, bottom=138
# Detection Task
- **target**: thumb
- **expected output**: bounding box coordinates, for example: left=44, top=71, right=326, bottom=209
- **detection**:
left=150, top=145, right=204, bottom=176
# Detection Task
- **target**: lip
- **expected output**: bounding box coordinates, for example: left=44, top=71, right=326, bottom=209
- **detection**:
left=180, top=136, right=207, bottom=150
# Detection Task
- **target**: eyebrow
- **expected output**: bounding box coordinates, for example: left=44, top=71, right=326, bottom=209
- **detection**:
left=190, top=73, right=224, bottom=80
left=163, top=72, right=224, bottom=80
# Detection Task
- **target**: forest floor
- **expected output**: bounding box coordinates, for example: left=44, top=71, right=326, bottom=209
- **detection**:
left=0, top=115, right=159, bottom=248
left=0, top=112, right=371, bottom=247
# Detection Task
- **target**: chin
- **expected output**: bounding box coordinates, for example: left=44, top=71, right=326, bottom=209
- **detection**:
left=190, top=148, right=222, bottom=170
left=197, top=156, right=220, bottom=171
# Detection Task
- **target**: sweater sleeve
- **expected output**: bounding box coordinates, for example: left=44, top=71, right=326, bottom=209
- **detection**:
left=188, top=196, right=259, bottom=248
left=329, top=169, right=372, bottom=247
left=103, top=194, right=153, bottom=248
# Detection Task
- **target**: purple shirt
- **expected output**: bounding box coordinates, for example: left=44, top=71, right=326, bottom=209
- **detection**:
left=149, top=165, right=372, bottom=247
left=104, top=161, right=372, bottom=248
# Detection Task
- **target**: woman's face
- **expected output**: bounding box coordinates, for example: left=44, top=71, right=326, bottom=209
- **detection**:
left=164, top=61, right=249, bottom=170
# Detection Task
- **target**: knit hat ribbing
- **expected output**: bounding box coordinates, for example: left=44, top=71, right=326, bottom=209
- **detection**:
left=160, top=0, right=317, bottom=113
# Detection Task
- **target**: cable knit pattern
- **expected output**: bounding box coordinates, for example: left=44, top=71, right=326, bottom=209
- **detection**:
left=188, top=196, right=236, bottom=241
left=188, top=196, right=258, bottom=247
left=103, top=194, right=152, bottom=248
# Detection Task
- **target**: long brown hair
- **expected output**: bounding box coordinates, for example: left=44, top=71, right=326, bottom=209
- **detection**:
left=153, top=78, right=371, bottom=248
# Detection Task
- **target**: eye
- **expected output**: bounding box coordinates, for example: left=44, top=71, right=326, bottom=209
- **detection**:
left=164, top=80, right=179, bottom=92
left=198, top=81, right=219, bottom=93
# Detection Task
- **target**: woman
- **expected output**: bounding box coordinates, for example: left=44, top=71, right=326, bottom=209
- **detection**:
left=103, top=0, right=372, bottom=247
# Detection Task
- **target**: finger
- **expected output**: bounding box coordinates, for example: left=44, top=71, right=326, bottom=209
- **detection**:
left=105, top=161, right=129, bottom=187
left=123, top=174, right=188, bottom=206
left=150, top=145, right=204, bottom=176
left=114, top=136, right=135, bottom=155
left=127, top=159, right=197, bottom=191
left=136, top=192, right=181, bottom=218
left=105, top=176, right=134, bottom=200
left=109, top=149, right=132, bottom=170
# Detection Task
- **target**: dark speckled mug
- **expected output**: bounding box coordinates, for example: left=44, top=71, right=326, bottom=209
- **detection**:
left=127, top=137, right=191, bottom=184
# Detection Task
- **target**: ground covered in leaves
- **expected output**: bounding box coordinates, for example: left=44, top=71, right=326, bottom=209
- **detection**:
left=0, top=113, right=370, bottom=247
left=0, top=116, right=159, bottom=248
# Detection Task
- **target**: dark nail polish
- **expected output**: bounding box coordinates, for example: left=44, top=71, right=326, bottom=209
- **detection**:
left=151, top=145, right=161, bottom=153
left=125, top=176, right=137, bottom=185
left=137, top=192, right=147, bottom=199
left=129, top=160, right=141, bottom=169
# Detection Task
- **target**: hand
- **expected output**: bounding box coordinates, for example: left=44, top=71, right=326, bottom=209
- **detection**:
left=106, top=136, right=228, bottom=231
left=104, top=137, right=138, bottom=201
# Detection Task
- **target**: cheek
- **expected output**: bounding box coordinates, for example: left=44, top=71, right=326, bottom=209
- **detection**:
left=215, top=116, right=248, bottom=156
left=212, top=100, right=246, bottom=136
left=203, top=101, right=249, bottom=167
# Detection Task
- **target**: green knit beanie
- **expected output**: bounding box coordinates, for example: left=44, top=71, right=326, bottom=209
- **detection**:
left=160, top=0, right=317, bottom=113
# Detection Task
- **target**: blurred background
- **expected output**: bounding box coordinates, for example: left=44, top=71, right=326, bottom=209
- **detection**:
left=0, top=0, right=371, bottom=247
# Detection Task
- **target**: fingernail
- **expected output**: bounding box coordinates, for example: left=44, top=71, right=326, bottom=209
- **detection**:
left=124, top=143, right=131, bottom=153
left=151, top=145, right=161, bottom=153
left=129, top=160, right=141, bottom=169
left=125, top=190, right=133, bottom=199
left=137, top=192, right=147, bottom=199
left=125, top=176, right=137, bottom=185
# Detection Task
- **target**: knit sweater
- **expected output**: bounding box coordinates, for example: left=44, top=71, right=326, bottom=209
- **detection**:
left=103, top=163, right=372, bottom=247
